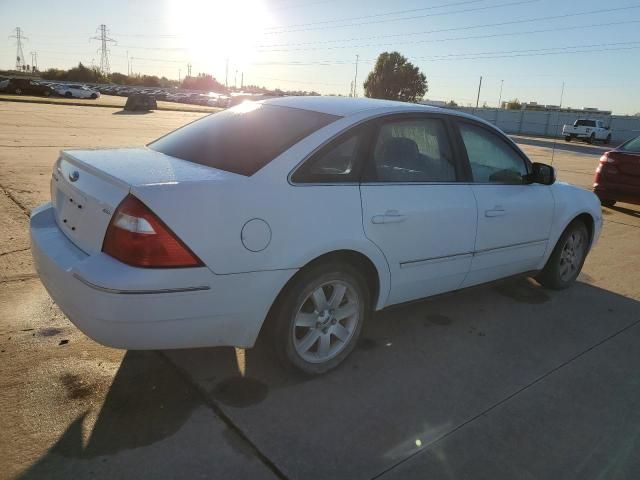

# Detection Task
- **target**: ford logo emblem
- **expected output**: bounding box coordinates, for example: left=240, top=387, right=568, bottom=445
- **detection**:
left=68, top=170, right=80, bottom=182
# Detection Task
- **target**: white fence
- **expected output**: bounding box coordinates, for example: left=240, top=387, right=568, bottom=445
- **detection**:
left=452, top=107, right=640, bottom=144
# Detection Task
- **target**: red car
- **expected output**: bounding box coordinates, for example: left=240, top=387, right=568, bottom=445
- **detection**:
left=594, top=135, right=640, bottom=207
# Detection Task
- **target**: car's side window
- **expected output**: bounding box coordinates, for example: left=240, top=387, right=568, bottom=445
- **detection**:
left=291, top=128, right=364, bottom=184
left=365, top=117, right=456, bottom=183
left=459, top=122, right=528, bottom=184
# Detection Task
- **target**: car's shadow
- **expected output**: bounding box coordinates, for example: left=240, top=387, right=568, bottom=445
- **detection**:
left=513, top=136, right=612, bottom=156
left=610, top=204, right=640, bottom=218
left=20, top=277, right=640, bottom=479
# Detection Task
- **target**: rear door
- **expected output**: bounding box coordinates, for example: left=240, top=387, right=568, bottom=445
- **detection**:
left=360, top=114, right=477, bottom=306
left=453, top=120, right=554, bottom=287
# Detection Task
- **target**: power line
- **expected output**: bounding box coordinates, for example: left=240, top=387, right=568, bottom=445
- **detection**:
left=257, top=19, right=640, bottom=53
left=90, top=24, right=116, bottom=75
left=9, top=27, right=28, bottom=71
left=263, top=0, right=485, bottom=31
left=263, top=0, right=540, bottom=34
left=257, top=5, right=640, bottom=48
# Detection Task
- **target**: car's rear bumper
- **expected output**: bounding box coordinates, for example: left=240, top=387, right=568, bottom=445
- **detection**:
left=594, top=179, right=640, bottom=206
left=30, top=203, right=296, bottom=350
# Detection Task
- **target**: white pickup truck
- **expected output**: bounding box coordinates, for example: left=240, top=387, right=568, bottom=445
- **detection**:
left=563, top=119, right=612, bottom=144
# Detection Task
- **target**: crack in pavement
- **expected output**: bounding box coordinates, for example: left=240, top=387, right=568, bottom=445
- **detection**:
left=0, top=274, right=39, bottom=284
left=0, top=184, right=30, bottom=217
left=158, top=351, right=289, bottom=480
left=0, top=247, right=30, bottom=257
left=371, top=315, right=640, bottom=479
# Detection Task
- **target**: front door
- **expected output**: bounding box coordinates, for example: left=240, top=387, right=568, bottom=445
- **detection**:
left=454, top=121, right=555, bottom=287
left=360, top=115, right=477, bottom=306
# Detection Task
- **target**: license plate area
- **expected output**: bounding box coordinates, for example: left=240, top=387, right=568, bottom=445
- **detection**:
left=54, top=181, right=87, bottom=235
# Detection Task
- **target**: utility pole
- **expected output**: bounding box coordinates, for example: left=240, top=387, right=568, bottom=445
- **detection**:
left=350, top=80, right=354, bottom=97
left=225, top=58, right=229, bottom=87
left=126, top=50, right=129, bottom=75
left=187, top=63, right=192, bottom=77
left=498, top=79, right=504, bottom=108
left=9, top=27, right=27, bottom=71
left=234, top=69, right=238, bottom=88
left=352, top=54, right=359, bottom=97
left=241, top=72, right=244, bottom=89
left=91, top=24, right=116, bottom=75
left=178, top=69, right=181, bottom=83
left=475, top=75, right=483, bottom=109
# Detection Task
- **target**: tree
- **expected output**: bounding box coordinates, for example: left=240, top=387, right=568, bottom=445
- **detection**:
left=182, top=73, right=227, bottom=92
left=505, top=98, right=522, bottom=110
left=363, top=52, right=427, bottom=103
left=446, top=100, right=458, bottom=107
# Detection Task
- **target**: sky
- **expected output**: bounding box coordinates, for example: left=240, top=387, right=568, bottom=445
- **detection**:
left=1, top=0, right=639, bottom=114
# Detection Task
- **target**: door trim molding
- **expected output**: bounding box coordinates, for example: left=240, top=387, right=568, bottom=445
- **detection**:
left=399, top=238, right=548, bottom=267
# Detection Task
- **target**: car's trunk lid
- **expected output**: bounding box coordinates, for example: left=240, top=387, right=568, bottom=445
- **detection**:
left=610, top=150, right=640, bottom=184
left=51, top=147, right=240, bottom=254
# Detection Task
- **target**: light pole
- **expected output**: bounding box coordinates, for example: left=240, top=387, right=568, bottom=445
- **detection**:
left=498, top=79, right=504, bottom=108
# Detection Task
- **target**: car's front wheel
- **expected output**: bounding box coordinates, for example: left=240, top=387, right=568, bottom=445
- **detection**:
left=270, top=262, right=369, bottom=375
left=65, top=91, right=72, bottom=98
left=536, top=220, right=589, bottom=290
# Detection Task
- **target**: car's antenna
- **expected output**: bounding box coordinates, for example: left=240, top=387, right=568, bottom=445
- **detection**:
left=550, top=81, right=565, bottom=166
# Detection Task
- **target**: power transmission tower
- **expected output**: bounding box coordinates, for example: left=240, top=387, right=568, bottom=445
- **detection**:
left=9, top=27, right=27, bottom=71
left=90, top=24, right=116, bottom=75
left=187, top=63, right=192, bottom=77
left=30, top=51, right=38, bottom=71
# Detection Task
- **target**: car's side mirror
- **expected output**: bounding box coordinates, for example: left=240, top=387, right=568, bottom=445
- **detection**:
left=527, top=162, right=556, bottom=185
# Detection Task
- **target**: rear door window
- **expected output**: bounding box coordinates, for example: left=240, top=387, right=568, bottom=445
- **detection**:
left=149, top=103, right=339, bottom=176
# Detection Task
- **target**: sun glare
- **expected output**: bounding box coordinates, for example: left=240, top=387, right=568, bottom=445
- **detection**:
left=168, top=0, right=271, bottom=73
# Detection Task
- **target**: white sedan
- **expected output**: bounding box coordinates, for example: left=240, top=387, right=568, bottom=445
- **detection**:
left=55, top=84, right=100, bottom=99
left=30, top=97, right=602, bottom=374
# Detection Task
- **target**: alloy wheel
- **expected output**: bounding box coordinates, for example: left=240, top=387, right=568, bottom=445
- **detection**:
left=559, top=229, right=586, bottom=282
left=292, top=280, right=360, bottom=363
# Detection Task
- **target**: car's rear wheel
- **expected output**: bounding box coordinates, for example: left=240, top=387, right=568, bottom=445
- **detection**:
left=270, top=262, right=369, bottom=375
left=65, top=91, right=72, bottom=98
left=600, top=198, right=616, bottom=208
left=43, top=90, right=50, bottom=97
left=564, top=136, right=571, bottom=142
left=14, top=88, right=22, bottom=95
left=605, top=134, right=612, bottom=145
left=90, top=93, right=97, bottom=99
left=588, top=133, right=596, bottom=144
left=536, top=221, right=589, bottom=290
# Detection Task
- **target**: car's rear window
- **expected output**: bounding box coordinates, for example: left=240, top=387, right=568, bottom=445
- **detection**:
left=575, top=120, right=596, bottom=127
left=620, top=136, right=640, bottom=153
left=148, top=103, right=340, bottom=176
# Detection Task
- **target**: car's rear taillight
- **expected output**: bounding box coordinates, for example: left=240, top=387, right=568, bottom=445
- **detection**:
left=600, top=152, right=617, bottom=164
left=102, top=194, right=203, bottom=268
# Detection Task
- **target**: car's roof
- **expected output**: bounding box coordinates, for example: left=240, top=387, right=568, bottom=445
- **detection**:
left=261, top=95, right=449, bottom=117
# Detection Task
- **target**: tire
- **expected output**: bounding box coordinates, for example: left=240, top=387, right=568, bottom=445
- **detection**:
left=536, top=221, right=589, bottom=290
left=564, top=136, right=571, bottom=142
left=605, top=134, right=612, bottom=145
left=65, top=91, right=72, bottom=98
left=600, top=198, right=616, bottom=208
left=14, top=88, right=22, bottom=95
left=269, top=262, right=370, bottom=375
left=588, top=133, right=596, bottom=145
left=90, top=93, right=97, bottom=99
left=43, top=90, right=50, bottom=97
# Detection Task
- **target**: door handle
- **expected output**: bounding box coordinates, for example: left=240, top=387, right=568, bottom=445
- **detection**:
left=485, top=208, right=506, bottom=217
left=371, top=211, right=407, bottom=224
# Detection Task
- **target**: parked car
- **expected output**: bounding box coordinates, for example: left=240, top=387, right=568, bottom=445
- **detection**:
left=55, top=84, right=100, bottom=99
left=594, top=135, right=640, bottom=207
left=5, top=78, right=55, bottom=96
left=563, top=119, right=612, bottom=144
left=30, top=97, right=602, bottom=374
